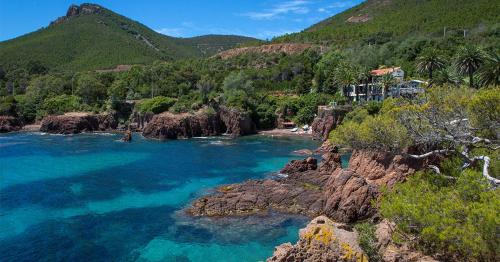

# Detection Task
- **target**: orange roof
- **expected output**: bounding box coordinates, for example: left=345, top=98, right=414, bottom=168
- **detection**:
left=371, top=67, right=401, bottom=76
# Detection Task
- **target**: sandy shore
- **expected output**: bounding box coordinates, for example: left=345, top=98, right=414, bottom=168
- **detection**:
left=22, top=124, right=41, bottom=131
left=258, top=129, right=313, bottom=138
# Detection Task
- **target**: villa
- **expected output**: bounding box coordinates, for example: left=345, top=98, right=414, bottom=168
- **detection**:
left=342, top=67, right=425, bottom=102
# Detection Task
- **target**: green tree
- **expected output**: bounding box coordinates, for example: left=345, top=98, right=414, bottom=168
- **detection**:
left=379, top=73, right=395, bottom=98
left=477, top=52, right=500, bottom=87
left=196, top=76, right=215, bottom=105
left=75, top=73, right=106, bottom=105
left=416, top=48, right=446, bottom=83
left=455, top=45, right=487, bottom=88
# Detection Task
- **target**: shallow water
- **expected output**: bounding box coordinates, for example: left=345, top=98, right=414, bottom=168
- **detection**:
left=0, top=132, right=320, bottom=262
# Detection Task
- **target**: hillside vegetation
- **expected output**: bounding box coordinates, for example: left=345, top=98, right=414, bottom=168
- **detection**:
left=0, top=4, right=258, bottom=72
left=275, top=0, right=499, bottom=45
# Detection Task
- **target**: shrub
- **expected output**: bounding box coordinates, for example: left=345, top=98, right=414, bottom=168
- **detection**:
left=137, top=96, right=176, bottom=114
left=41, top=95, right=82, bottom=115
left=365, top=101, right=382, bottom=115
left=0, top=96, right=17, bottom=116
left=380, top=171, right=499, bottom=261
left=354, top=222, right=381, bottom=261
left=330, top=114, right=409, bottom=152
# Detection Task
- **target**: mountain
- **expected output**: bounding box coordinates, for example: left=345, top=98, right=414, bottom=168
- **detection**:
left=0, top=3, right=260, bottom=71
left=275, top=0, right=499, bottom=45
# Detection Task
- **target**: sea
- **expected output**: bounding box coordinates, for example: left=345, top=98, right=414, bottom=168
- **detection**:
left=0, top=132, right=324, bottom=262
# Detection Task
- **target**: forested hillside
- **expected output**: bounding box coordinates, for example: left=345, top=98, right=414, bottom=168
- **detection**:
left=0, top=4, right=258, bottom=72
left=275, top=0, right=499, bottom=46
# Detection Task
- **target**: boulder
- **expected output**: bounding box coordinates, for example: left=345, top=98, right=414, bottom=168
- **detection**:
left=0, top=116, right=23, bottom=133
left=322, top=170, right=378, bottom=222
left=121, top=130, right=132, bottom=142
left=267, top=216, right=368, bottom=262
left=280, top=157, right=317, bottom=174
left=311, top=106, right=349, bottom=141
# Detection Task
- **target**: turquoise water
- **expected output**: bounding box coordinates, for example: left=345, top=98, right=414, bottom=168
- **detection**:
left=0, top=132, right=320, bottom=262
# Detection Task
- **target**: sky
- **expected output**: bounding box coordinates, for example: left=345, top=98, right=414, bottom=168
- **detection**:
left=0, top=0, right=363, bottom=41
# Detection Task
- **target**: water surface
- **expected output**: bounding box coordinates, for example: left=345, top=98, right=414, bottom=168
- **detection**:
left=0, top=132, right=320, bottom=261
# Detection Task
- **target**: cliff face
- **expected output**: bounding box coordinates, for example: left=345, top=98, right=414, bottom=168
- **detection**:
left=142, top=109, right=224, bottom=139
left=0, top=116, right=23, bottom=133
left=311, top=106, right=349, bottom=141
left=40, top=112, right=117, bottom=134
left=142, top=106, right=256, bottom=139
left=50, top=4, right=102, bottom=25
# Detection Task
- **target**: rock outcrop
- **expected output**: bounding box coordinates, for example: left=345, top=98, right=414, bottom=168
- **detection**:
left=0, top=116, right=23, bottom=133
left=214, top=43, right=325, bottom=60
left=40, top=112, right=117, bottom=134
left=50, top=4, right=102, bottom=25
left=280, top=157, right=317, bottom=174
left=267, top=216, right=368, bottom=262
left=347, top=150, right=424, bottom=188
left=187, top=148, right=423, bottom=223
left=121, top=130, right=132, bottom=142
left=142, top=106, right=256, bottom=139
left=311, top=106, right=350, bottom=141
left=142, top=109, right=224, bottom=139
left=219, top=106, right=256, bottom=136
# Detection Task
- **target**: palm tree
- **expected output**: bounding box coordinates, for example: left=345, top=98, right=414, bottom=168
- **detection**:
left=477, top=52, right=500, bottom=87
left=416, top=48, right=446, bottom=85
left=379, top=73, right=395, bottom=99
left=357, top=68, right=372, bottom=102
left=334, top=65, right=357, bottom=100
left=434, top=66, right=462, bottom=86
left=454, top=45, right=487, bottom=88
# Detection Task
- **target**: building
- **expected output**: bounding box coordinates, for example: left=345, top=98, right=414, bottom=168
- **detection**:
left=342, top=67, right=425, bottom=102
left=370, top=67, right=405, bottom=82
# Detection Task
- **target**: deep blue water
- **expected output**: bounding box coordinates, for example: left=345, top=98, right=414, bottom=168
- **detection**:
left=0, top=132, right=321, bottom=262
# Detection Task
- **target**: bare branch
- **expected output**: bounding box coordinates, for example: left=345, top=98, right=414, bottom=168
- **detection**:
left=470, top=156, right=500, bottom=186
left=406, top=149, right=452, bottom=159
left=428, top=165, right=456, bottom=180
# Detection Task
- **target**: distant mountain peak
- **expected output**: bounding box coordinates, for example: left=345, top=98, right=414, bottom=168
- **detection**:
left=50, top=3, right=103, bottom=26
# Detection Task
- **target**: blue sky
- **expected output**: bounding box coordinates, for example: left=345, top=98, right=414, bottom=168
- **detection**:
left=0, top=0, right=363, bottom=41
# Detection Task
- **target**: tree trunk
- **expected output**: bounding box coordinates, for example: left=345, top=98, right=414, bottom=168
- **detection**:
left=469, top=68, right=474, bottom=88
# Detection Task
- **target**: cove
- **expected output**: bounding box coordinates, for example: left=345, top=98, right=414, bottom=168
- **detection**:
left=0, top=132, right=320, bottom=261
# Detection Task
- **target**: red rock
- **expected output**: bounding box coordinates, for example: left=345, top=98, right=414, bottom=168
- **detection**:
left=0, top=116, right=23, bottom=133
left=311, top=106, right=349, bottom=141
left=40, top=112, right=117, bottom=134
left=280, top=157, right=317, bottom=174
left=142, top=106, right=256, bottom=140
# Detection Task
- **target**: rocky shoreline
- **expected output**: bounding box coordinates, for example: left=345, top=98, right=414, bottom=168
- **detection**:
left=186, top=141, right=436, bottom=261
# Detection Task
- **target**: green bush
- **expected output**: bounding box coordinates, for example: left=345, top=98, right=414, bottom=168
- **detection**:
left=137, top=96, right=176, bottom=114
left=330, top=114, right=409, bottom=152
left=0, top=96, right=17, bottom=116
left=380, top=171, right=499, bottom=261
left=41, top=95, right=82, bottom=116
left=354, top=222, right=381, bottom=261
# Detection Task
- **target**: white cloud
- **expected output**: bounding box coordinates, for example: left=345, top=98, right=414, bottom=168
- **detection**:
left=242, top=0, right=311, bottom=20
left=255, top=29, right=301, bottom=40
